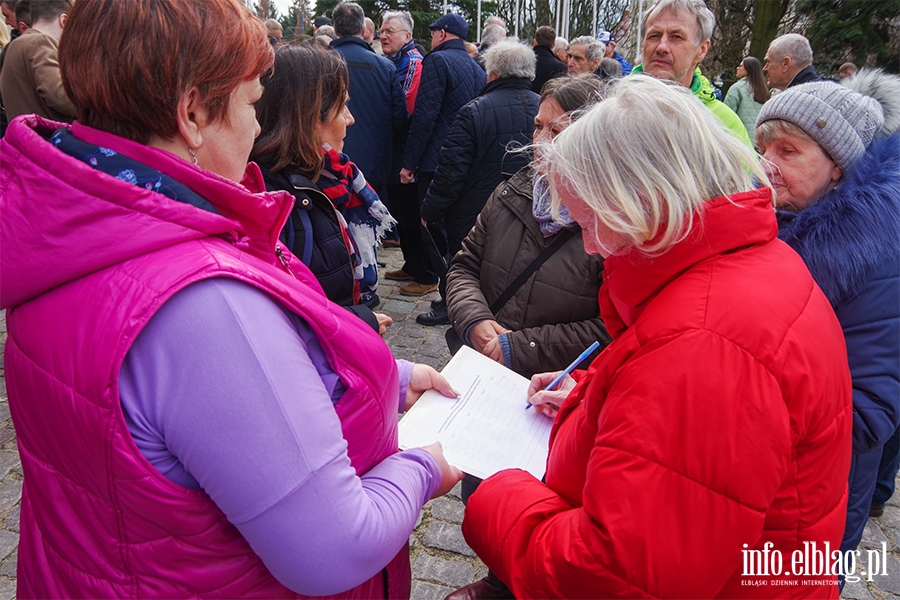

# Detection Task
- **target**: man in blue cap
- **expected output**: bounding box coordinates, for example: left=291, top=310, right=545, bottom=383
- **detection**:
left=395, top=13, right=486, bottom=324
left=598, top=30, right=632, bottom=76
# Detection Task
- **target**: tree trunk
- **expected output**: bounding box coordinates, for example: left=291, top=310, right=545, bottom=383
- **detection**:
left=748, top=0, right=791, bottom=61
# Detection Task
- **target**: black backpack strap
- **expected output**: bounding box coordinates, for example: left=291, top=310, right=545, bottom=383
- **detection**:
left=489, top=228, right=576, bottom=314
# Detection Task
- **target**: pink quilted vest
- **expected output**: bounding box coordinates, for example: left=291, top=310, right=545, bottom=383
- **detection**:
left=2, top=116, right=411, bottom=598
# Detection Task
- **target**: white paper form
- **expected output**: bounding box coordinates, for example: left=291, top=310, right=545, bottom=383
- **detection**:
left=398, top=345, right=553, bottom=480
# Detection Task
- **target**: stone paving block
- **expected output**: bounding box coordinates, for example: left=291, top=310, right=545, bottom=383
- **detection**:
left=413, top=554, right=477, bottom=588
left=449, top=481, right=462, bottom=499
left=861, top=520, right=891, bottom=549
left=0, top=578, right=14, bottom=600
left=841, top=577, right=875, bottom=600
left=5, top=506, right=18, bottom=532
left=0, top=454, right=17, bottom=481
left=869, top=555, right=900, bottom=595
left=397, top=325, right=428, bottom=339
left=390, top=335, right=419, bottom=349
left=0, top=405, right=8, bottom=423
left=0, top=552, right=15, bottom=578
left=431, top=498, right=465, bottom=524
left=382, top=300, right=417, bottom=315
left=877, top=509, right=900, bottom=529
left=0, top=532, right=17, bottom=564
left=0, top=482, right=22, bottom=514
left=415, top=355, right=445, bottom=370
left=423, top=522, right=476, bottom=557
left=411, top=580, right=454, bottom=600
left=419, top=340, right=450, bottom=359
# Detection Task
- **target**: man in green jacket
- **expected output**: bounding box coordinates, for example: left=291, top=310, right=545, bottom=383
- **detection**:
left=632, top=0, right=751, bottom=146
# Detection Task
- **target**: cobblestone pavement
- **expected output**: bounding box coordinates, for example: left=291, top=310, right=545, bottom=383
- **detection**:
left=0, top=247, right=896, bottom=598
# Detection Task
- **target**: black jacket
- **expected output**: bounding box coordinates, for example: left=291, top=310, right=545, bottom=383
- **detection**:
left=331, top=36, right=408, bottom=186
left=261, top=165, right=379, bottom=331
left=421, top=77, right=540, bottom=248
left=788, top=65, right=825, bottom=87
left=532, top=45, right=567, bottom=94
left=403, top=39, right=487, bottom=174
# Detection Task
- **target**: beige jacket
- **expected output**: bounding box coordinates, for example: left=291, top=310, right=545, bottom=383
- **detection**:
left=0, top=28, right=75, bottom=122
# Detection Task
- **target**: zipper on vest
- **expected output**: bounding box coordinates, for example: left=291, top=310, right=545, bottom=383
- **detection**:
left=275, top=244, right=298, bottom=279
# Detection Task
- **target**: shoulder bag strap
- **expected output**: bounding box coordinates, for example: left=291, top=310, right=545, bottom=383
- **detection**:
left=489, top=228, right=576, bottom=314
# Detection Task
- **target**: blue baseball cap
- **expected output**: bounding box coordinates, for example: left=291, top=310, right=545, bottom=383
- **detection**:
left=429, top=14, right=468, bottom=39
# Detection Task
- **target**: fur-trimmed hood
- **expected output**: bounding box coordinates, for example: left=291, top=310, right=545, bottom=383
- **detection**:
left=778, top=132, right=900, bottom=308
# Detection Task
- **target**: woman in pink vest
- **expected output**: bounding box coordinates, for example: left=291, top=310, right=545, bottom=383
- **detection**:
left=0, top=0, right=462, bottom=597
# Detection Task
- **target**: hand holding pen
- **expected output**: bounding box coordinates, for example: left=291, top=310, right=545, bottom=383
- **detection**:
left=526, top=341, right=601, bottom=417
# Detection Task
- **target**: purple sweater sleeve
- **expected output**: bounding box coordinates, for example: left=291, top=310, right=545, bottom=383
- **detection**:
left=118, top=278, right=440, bottom=596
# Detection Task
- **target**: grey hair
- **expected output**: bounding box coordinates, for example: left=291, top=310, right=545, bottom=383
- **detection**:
left=484, top=39, right=536, bottom=80
left=486, top=15, right=506, bottom=29
left=481, top=23, right=506, bottom=46
left=768, top=34, right=813, bottom=70
left=545, top=75, right=770, bottom=255
left=570, top=35, right=605, bottom=62
left=601, top=57, right=622, bottom=77
left=382, top=10, right=413, bottom=33
left=642, top=0, right=715, bottom=43
left=315, top=25, right=335, bottom=39
left=331, top=2, right=365, bottom=37
left=554, top=37, right=568, bottom=53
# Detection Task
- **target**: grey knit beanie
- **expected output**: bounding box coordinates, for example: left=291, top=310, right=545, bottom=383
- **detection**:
left=757, top=81, right=883, bottom=173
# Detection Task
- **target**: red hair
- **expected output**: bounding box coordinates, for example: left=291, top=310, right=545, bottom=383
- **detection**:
left=59, top=0, right=274, bottom=144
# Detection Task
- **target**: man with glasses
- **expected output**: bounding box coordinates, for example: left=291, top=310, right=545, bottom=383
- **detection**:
left=396, top=13, right=485, bottom=308
left=380, top=11, right=435, bottom=296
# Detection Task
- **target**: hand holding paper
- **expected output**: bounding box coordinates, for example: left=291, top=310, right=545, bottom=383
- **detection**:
left=398, top=346, right=553, bottom=480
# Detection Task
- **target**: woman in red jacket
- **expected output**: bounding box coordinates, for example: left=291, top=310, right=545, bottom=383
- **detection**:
left=457, top=75, right=853, bottom=598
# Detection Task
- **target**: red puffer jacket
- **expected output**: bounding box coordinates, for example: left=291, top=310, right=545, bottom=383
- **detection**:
left=463, top=189, right=852, bottom=598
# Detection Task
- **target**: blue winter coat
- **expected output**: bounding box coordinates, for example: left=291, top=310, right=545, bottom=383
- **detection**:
left=778, top=133, right=900, bottom=552
left=402, top=39, right=487, bottom=175
left=331, top=36, right=408, bottom=187
left=420, top=77, right=539, bottom=248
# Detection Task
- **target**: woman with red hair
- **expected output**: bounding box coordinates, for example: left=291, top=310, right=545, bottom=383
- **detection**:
left=0, top=0, right=461, bottom=596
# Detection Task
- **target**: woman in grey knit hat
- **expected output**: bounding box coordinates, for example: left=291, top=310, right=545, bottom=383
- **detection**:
left=756, top=69, right=900, bottom=558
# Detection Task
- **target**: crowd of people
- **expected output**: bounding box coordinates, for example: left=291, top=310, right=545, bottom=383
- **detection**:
left=0, top=0, right=898, bottom=597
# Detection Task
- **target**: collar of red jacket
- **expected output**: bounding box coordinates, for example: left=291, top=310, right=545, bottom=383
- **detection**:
left=599, top=188, right=777, bottom=336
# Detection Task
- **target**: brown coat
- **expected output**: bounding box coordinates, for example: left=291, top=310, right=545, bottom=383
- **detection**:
left=446, top=167, right=610, bottom=377
left=0, top=28, right=75, bottom=123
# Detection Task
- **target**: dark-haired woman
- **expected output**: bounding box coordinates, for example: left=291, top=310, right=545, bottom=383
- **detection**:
left=253, top=43, right=394, bottom=326
left=0, top=0, right=461, bottom=596
left=724, top=56, right=769, bottom=140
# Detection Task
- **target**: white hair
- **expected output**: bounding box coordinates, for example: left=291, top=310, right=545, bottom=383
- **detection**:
left=768, top=33, right=813, bottom=69
left=554, top=37, right=568, bottom=53
left=481, top=23, right=506, bottom=46
left=545, top=75, right=770, bottom=255
left=483, top=39, right=536, bottom=80
left=381, top=10, right=413, bottom=33
left=486, top=15, right=506, bottom=29
left=642, top=0, right=715, bottom=43
left=569, top=35, right=605, bottom=62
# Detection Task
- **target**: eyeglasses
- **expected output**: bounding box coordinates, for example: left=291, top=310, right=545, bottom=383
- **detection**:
left=379, top=27, right=408, bottom=35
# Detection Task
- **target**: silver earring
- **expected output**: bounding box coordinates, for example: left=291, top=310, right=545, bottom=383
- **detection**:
left=188, top=147, right=199, bottom=166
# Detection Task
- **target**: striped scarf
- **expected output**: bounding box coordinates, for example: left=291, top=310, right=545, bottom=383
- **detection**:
left=317, top=145, right=396, bottom=285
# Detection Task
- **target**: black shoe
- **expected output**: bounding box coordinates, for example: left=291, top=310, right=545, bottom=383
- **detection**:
left=361, top=294, right=380, bottom=309
left=870, top=505, right=885, bottom=518
left=431, top=298, right=446, bottom=310
left=416, top=306, right=449, bottom=326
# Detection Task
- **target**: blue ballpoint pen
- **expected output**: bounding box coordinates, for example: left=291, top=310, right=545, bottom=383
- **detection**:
left=526, top=341, right=601, bottom=409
